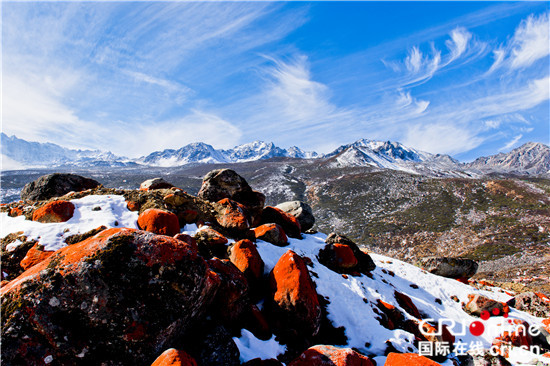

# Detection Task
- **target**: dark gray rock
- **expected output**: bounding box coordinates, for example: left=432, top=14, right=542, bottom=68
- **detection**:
left=275, top=201, right=315, bottom=232
left=20, top=173, right=100, bottom=201
left=197, top=169, right=265, bottom=209
left=417, top=257, right=478, bottom=279
left=196, top=325, right=240, bottom=366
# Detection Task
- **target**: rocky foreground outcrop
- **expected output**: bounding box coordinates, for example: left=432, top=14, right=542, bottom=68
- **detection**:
left=21, top=173, right=100, bottom=201
left=1, top=169, right=549, bottom=366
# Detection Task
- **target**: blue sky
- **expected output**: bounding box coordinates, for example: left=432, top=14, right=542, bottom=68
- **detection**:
left=2, top=1, right=549, bottom=161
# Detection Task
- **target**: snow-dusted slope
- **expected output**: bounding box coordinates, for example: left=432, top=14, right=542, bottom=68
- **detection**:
left=2, top=194, right=547, bottom=365
left=139, top=142, right=229, bottom=167
left=468, top=142, right=550, bottom=175
left=325, top=139, right=466, bottom=176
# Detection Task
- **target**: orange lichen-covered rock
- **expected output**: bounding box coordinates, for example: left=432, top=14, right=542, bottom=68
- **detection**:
left=289, top=345, right=374, bottom=366
left=126, top=200, right=140, bottom=212
left=384, top=353, right=441, bottom=365
left=8, top=207, right=23, bottom=217
left=464, top=294, right=509, bottom=317
left=32, top=200, right=75, bottom=223
left=1, top=228, right=219, bottom=365
left=137, top=208, right=180, bottom=236
left=332, top=244, right=358, bottom=268
left=151, top=348, right=197, bottom=366
left=254, top=223, right=288, bottom=247
left=260, top=206, right=302, bottom=238
left=215, top=198, right=250, bottom=231
left=229, top=239, right=264, bottom=284
left=394, top=291, right=422, bottom=319
left=375, top=299, right=405, bottom=330
left=321, top=233, right=375, bottom=274
left=20, top=243, right=54, bottom=270
left=173, top=233, right=198, bottom=253
left=269, top=250, right=321, bottom=340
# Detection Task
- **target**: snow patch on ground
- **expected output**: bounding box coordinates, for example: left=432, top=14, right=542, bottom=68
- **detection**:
left=233, top=329, right=287, bottom=363
left=0, top=195, right=139, bottom=251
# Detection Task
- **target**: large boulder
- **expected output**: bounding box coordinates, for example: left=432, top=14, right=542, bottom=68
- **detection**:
left=1, top=228, right=219, bottom=365
left=320, top=233, right=375, bottom=274
left=268, top=250, right=321, bottom=342
left=254, top=224, right=288, bottom=247
left=214, top=198, right=251, bottom=232
left=417, top=257, right=478, bottom=279
left=275, top=201, right=315, bottom=232
left=197, top=169, right=265, bottom=216
left=137, top=208, right=180, bottom=236
left=21, top=173, right=100, bottom=201
left=32, top=200, right=75, bottom=223
left=289, top=345, right=374, bottom=366
left=207, top=258, right=250, bottom=327
left=260, top=206, right=301, bottom=239
left=229, top=239, right=265, bottom=287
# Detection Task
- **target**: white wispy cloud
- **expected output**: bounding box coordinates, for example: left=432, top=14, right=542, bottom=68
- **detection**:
left=122, top=111, right=243, bottom=157
left=446, top=27, right=472, bottom=62
left=2, top=2, right=307, bottom=156
left=500, top=134, right=523, bottom=151
left=488, top=12, right=549, bottom=72
left=391, top=27, right=482, bottom=87
left=510, top=12, right=550, bottom=69
left=403, top=124, right=484, bottom=155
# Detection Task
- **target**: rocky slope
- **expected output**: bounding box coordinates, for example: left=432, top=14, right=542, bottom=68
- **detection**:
left=2, top=158, right=549, bottom=293
left=467, top=143, right=550, bottom=176
left=1, top=171, right=550, bottom=365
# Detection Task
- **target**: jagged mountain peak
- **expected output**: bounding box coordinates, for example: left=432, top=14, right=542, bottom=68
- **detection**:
left=467, top=142, right=550, bottom=175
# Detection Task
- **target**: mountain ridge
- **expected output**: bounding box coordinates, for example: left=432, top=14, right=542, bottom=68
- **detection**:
left=2, top=132, right=549, bottom=177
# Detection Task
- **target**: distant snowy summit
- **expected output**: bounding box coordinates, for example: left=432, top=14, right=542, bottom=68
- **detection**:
left=1, top=132, right=549, bottom=177
left=323, top=139, right=463, bottom=176
left=138, top=141, right=318, bottom=167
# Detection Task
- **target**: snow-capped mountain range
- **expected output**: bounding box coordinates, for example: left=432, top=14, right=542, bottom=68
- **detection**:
left=138, top=141, right=318, bottom=167
left=1, top=132, right=549, bottom=176
left=0, top=133, right=136, bottom=169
